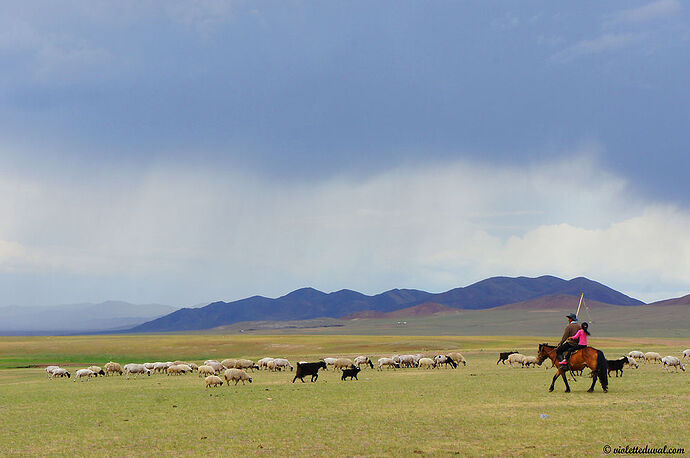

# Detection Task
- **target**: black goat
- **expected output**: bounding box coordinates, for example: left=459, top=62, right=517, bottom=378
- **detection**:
left=293, top=361, right=327, bottom=383
left=497, top=351, right=518, bottom=365
left=607, top=356, right=629, bottom=377
left=341, top=366, right=361, bottom=381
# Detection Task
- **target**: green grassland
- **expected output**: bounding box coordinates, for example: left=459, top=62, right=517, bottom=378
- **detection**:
left=0, top=335, right=688, bottom=456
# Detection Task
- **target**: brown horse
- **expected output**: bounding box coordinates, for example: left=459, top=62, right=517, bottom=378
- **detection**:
left=537, top=343, right=608, bottom=393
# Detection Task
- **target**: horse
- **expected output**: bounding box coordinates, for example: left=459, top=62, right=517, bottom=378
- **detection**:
left=537, top=343, right=608, bottom=393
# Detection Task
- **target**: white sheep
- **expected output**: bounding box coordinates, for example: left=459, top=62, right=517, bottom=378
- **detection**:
left=433, top=355, right=457, bottom=368
left=74, top=369, right=95, bottom=381
left=333, top=358, right=356, bottom=370
left=628, top=351, right=645, bottom=360
left=221, top=359, right=237, bottom=370
left=188, top=363, right=198, bottom=372
left=523, top=356, right=538, bottom=367
left=644, top=352, right=662, bottom=364
left=143, top=362, right=156, bottom=371
left=323, top=357, right=338, bottom=370
left=447, top=352, right=467, bottom=367
left=167, top=365, right=186, bottom=375
left=273, top=358, right=293, bottom=371
left=51, top=368, right=70, bottom=378
left=45, top=366, right=60, bottom=378
left=153, top=362, right=168, bottom=373
left=233, top=359, right=259, bottom=371
left=682, top=349, right=690, bottom=360
left=124, top=363, right=151, bottom=379
left=377, top=358, right=400, bottom=370
left=399, top=355, right=417, bottom=368
left=205, top=375, right=223, bottom=387
left=223, top=368, right=253, bottom=385
left=507, top=353, right=526, bottom=368
left=104, top=362, right=122, bottom=376
left=354, top=356, right=375, bottom=369
left=198, top=365, right=215, bottom=377
left=661, top=356, right=686, bottom=372
left=625, top=357, right=639, bottom=368
left=258, top=357, right=274, bottom=370
left=418, top=357, right=436, bottom=368
left=207, top=361, right=225, bottom=373
left=88, top=366, right=105, bottom=376
left=204, top=360, right=220, bottom=366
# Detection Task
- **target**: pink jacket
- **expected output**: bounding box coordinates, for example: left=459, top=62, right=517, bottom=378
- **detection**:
left=571, top=329, right=587, bottom=345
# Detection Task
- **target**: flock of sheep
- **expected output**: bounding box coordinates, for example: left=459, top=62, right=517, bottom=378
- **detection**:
left=42, top=348, right=688, bottom=387
left=42, top=352, right=468, bottom=387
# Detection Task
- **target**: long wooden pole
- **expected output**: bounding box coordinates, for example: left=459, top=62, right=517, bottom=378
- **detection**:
left=576, top=293, right=584, bottom=319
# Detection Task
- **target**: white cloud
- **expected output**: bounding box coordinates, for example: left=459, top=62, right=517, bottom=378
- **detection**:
left=551, top=33, right=640, bottom=62
left=616, top=0, right=681, bottom=24
left=1, top=152, right=688, bottom=304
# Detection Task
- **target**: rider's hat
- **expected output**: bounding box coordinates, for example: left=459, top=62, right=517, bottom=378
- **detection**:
left=565, top=313, right=577, bottom=320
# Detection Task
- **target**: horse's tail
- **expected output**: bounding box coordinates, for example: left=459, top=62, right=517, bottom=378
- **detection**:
left=596, top=350, right=608, bottom=391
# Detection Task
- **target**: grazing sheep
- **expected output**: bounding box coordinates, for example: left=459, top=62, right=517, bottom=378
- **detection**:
left=206, top=361, right=224, bottom=373
left=233, top=359, right=259, bottom=371
left=188, top=363, right=198, bottom=372
left=645, top=352, right=662, bottom=364
left=391, top=355, right=401, bottom=364
left=124, top=364, right=151, bottom=379
left=51, top=368, right=70, bottom=378
left=341, top=366, right=361, bottom=380
left=88, top=366, right=106, bottom=376
left=399, top=355, right=417, bottom=368
left=447, top=352, right=467, bottom=367
left=167, top=364, right=191, bottom=375
left=628, top=351, right=645, bottom=361
left=323, top=357, right=338, bottom=370
left=257, top=357, right=274, bottom=370
left=273, top=358, right=293, bottom=371
left=204, top=360, right=220, bottom=366
left=523, top=356, right=538, bottom=367
left=152, top=362, right=168, bottom=373
left=45, top=366, right=60, bottom=378
left=418, top=357, right=436, bottom=369
left=682, top=349, right=690, bottom=360
left=143, top=362, right=156, bottom=371
left=354, top=356, right=375, bottom=369
left=74, top=369, right=95, bottom=381
left=507, top=353, right=526, bottom=368
left=625, top=357, right=639, bottom=369
left=104, top=362, right=122, bottom=376
left=413, top=354, right=424, bottom=365
left=377, top=358, right=400, bottom=370
left=266, top=361, right=280, bottom=372
left=223, top=368, right=253, bottom=385
left=333, top=358, right=356, bottom=371
left=497, top=351, right=519, bottom=365
left=205, top=375, right=224, bottom=387
left=433, top=355, right=458, bottom=369
left=198, top=365, right=215, bottom=377
left=293, top=361, right=327, bottom=383
left=221, top=359, right=237, bottom=370
left=607, top=357, right=629, bottom=377
left=661, top=356, right=686, bottom=372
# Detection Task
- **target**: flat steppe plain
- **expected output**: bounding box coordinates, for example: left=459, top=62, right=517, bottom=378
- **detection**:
left=0, top=334, right=688, bottom=456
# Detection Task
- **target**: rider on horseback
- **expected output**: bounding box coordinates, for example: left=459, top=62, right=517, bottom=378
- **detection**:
left=555, top=313, right=581, bottom=365
left=558, top=322, right=590, bottom=365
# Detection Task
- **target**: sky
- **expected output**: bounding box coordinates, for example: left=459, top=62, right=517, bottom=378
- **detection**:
left=1, top=1, right=689, bottom=307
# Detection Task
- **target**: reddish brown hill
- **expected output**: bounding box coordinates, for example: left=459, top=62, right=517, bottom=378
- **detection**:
left=494, top=294, right=622, bottom=311
left=343, top=302, right=458, bottom=319
left=645, top=294, right=690, bottom=307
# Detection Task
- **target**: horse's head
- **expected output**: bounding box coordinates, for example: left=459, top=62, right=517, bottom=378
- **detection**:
left=536, top=343, right=553, bottom=364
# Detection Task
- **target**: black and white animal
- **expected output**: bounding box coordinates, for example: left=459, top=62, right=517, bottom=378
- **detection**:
left=607, top=356, right=629, bottom=377
left=341, top=366, right=361, bottom=381
left=497, top=351, right=519, bottom=365
left=292, top=361, right=327, bottom=383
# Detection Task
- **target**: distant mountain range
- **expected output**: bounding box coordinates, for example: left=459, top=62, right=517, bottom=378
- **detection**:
left=0, top=301, right=177, bottom=335
left=130, top=275, right=646, bottom=333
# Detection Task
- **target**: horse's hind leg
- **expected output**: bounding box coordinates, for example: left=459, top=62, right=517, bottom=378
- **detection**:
left=587, top=373, right=598, bottom=392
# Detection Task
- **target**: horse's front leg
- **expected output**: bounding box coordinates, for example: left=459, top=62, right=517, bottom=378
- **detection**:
left=549, top=371, right=559, bottom=392
left=561, top=370, right=571, bottom=392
